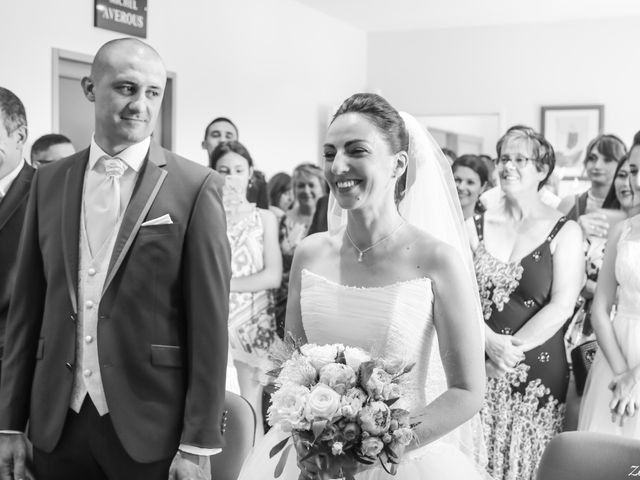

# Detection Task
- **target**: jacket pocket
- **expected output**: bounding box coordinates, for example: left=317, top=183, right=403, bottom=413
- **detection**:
left=36, top=338, right=44, bottom=359
left=150, top=344, right=183, bottom=368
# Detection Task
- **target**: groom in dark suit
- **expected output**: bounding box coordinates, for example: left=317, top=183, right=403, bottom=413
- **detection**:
left=0, top=88, right=34, bottom=386
left=0, top=39, right=231, bottom=480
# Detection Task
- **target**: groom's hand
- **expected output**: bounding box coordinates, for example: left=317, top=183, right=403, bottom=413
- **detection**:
left=168, top=450, right=211, bottom=480
left=0, top=433, right=28, bottom=480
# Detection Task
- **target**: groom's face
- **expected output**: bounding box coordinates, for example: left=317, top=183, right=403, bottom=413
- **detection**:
left=83, top=41, right=166, bottom=153
left=323, top=113, right=397, bottom=211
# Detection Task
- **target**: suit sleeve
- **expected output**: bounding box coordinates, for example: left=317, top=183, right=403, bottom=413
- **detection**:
left=0, top=172, right=45, bottom=430
left=180, top=171, right=231, bottom=449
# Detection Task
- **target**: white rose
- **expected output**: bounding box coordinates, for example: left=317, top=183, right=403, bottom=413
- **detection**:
left=381, top=382, right=401, bottom=400
left=340, top=387, right=367, bottom=420
left=364, top=367, right=393, bottom=398
left=301, top=344, right=339, bottom=370
left=268, top=384, right=310, bottom=432
left=344, top=346, right=371, bottom=372
left=304, top=383, right=342, bottom=421
left=331, top=441, right=345, bottom=455
left=360, top=436, right=384, bottom=457
left=318, top=363, right=357, bottom=395
left=358, top=401, right=391, bottom=436
left=278, top=355, right=317, bottom=387
left=392, top=427, right=415, bottom=446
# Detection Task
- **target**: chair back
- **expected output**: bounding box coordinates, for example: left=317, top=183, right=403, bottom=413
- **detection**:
left=210, top=391, right=257, bottom=480
left=536, top=431, right=640, bottom=480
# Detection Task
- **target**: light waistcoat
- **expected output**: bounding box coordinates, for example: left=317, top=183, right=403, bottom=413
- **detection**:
left=69, top=204, right=122, bottom=414
left=69, top=137, right=148, bottom=415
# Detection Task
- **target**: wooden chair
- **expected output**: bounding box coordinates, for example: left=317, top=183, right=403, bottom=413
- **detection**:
left=210, top=391, right=257, bottom=480
left=536, top=431, right=640, bottom=480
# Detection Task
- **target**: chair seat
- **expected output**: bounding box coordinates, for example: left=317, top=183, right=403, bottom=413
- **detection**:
left=210, top=391, right=256, bottom=480
left=536, top=431, right=640, bottom=480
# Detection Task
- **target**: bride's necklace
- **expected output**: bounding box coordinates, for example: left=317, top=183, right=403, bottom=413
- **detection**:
left=345, top=221, right=406, bottom=262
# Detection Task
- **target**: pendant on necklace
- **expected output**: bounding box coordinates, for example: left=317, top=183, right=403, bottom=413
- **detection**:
left=357, top=252, right=363, bottom=262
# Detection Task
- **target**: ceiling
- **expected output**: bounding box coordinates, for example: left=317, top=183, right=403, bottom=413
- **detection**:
left=294, top=0, right=640, bottom=32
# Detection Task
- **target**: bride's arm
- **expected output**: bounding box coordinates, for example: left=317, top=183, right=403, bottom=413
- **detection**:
left=411, top=241, right=485, bottom=447
left=283, top=239, right=312, bottom=344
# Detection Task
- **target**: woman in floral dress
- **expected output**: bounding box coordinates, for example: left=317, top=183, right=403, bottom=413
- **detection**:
left=468, top=126, right=584, bottom=480
left=211, top=141, right=282, bottom=438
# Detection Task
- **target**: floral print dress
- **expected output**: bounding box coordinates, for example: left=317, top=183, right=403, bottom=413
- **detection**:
left=473, top=214, right=570, bottom=480
left=227, top=207, right=277, bottom=377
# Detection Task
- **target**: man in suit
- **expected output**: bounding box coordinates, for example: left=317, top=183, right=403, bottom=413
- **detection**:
left=30, top=133, right=76, bottom=168
left=0, top=39, right=231, bottom=480
left=0, top=87, right=34, bottom=386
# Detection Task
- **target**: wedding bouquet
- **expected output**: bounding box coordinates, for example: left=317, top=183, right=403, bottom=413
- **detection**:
left=267, top=341, right=419, bottom=479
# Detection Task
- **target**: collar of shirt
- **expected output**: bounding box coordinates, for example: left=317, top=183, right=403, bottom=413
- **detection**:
left=0, top=159, right=25, bottom=198
left=88, top=136, right=150, bottom=173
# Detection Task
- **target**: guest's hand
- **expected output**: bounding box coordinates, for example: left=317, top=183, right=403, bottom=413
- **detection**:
left=0, top=433, right=28, bottom=480
left=608, top=372, right=639, bottom=426
left=168, top=451, right=211, bottom=480
left=578, top=212, right=609, bottom=238
left=485, top=332, right=525, bottom=371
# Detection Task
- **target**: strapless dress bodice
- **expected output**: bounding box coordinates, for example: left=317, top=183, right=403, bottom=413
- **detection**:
left=300, top=269, right=435, bottom=409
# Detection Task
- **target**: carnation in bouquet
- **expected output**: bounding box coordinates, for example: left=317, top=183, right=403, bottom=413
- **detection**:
left=267, top=339, right=419, bottom=480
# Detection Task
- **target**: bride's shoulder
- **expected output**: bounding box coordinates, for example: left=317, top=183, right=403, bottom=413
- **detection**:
left=296, top=229, right=341, bottom=256
left=404, top=225, right=465, bottom=275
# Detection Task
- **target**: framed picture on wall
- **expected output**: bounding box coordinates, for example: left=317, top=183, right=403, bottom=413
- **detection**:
left=541, top=104, right=604, bottom=196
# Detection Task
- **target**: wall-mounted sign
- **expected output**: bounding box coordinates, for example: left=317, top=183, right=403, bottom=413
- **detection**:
left=95, top=0, right=147, bottom=38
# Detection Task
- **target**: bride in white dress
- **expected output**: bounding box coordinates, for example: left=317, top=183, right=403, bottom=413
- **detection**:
left=237, top=93, right=488, bottom=479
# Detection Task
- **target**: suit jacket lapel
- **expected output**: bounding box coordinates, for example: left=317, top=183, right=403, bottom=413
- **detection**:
left=61, top=151, right=90, bottom=314
left=103, top=142, right=167, bottom=294
left=0, top=164, right=34, bottom=232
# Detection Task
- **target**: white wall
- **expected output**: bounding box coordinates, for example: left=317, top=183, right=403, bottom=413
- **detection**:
left=367, top=17, right=640, bottom=153
left=2, top=0, right=366, bottom=176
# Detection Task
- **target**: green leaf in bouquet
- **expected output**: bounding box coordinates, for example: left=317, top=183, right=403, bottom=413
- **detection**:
left=314, top=453, right=330, bottom=471
left=274, top=444, right=293, bottom=478
left=311, top=419, right=328, bottom=442
left=383, top=397, right=400, bottom=407
left=269, top=436, right=291, bottom=459
left=354, top=454, right=376, bottom=465
left=379, top=455, right=399, bottom=475
left=266, top=367, right=283, bottom=378
left=358, top=361, right=376, bottom=382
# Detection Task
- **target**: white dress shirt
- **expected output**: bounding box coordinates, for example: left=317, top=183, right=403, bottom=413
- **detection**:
left=0, top=159, right=25, bottom=199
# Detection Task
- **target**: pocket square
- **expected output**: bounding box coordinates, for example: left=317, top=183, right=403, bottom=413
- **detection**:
left=141, top=214, right=173, bottom=226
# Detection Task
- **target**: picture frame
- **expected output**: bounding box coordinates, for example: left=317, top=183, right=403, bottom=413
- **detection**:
left=540, top=105, right=604, bottom=196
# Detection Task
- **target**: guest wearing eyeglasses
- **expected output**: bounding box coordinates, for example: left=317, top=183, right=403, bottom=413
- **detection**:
left=467, top=125, right=584, bottom=480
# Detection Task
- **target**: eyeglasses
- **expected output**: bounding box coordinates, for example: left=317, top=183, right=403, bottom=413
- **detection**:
left=496, top=155, right=533, bottom=169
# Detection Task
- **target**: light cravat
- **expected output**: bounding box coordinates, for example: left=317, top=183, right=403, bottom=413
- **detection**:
left=86, top=156, right=126, bottom=254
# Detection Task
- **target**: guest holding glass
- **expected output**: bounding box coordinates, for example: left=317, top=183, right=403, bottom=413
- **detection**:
left=274, top=163, right=326, bottom=337
left=453, top=155, right=489, bottom=220
left=211, top=141, right=282, bottom=439
left=578, top=142, right=640, bottom=438
left=468, top=125, right=583, bottom=480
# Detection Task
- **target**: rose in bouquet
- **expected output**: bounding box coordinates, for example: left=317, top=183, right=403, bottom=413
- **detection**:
left=267, top=339, right=418, bottom=479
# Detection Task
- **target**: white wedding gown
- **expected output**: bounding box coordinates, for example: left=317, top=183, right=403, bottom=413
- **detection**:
left=237, top=269, right=488, bottom=479
left=579, top=218, right=640, bottom=437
